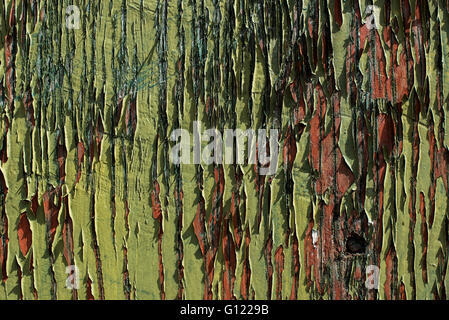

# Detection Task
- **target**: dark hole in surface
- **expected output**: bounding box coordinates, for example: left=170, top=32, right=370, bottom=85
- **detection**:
left=346, top=233, right=367, bottom=254
left=285, top=178, right=294, bottom=194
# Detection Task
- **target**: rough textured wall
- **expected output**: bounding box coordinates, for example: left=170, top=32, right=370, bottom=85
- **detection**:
left=0, top=0, right=448, bottom=300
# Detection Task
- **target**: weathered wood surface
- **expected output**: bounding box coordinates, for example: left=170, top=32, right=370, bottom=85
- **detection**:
left=0, top=0, right=448, bottom=300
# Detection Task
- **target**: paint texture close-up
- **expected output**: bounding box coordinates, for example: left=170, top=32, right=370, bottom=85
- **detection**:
left=0, top=0, right=448, bottom=300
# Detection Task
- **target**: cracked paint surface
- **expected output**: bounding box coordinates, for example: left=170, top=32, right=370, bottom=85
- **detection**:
left=0, top=0, right=448, bottom=300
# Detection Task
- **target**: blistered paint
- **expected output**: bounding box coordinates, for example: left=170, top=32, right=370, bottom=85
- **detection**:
left=0, top=0, right=448, bottom=300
